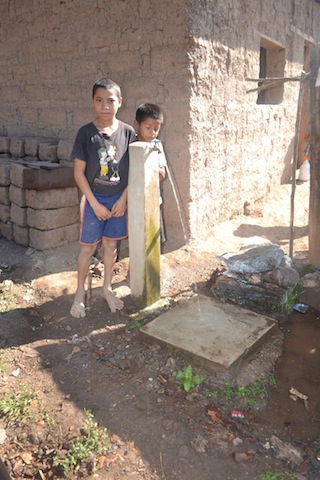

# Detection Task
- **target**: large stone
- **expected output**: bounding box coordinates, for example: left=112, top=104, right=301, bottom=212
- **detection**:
left=212, top=275, right=287, bottom=320
left=219, top=244, right=284, bottom=274
left=262, top=266, right=300, bottom=288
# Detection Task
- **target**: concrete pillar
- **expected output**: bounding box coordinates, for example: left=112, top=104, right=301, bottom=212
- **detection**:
left=128, top=142, right=161, bottom=307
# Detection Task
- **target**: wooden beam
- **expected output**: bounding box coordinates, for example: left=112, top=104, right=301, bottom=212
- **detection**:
left=309, top=44, right=320, bottom=265
left=289, top=72, right=307, bottom=258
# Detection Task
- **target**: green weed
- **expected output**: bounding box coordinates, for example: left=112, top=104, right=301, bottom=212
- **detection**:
left=206, top=376, right=277, bottom=407
left=281, top=286, right=301, bottom=314
left=259, top=470, right=297, bottom=480
left=0, top=388, right=37, bottom=423
left=173, top=365, right=204, bottom=392
left=129, top=320, right=142, bottom=330
left=53, top=409, right=108, bottom=475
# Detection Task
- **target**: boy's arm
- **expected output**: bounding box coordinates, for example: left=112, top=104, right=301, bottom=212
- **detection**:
left=159, top=166, right=166, bottom=181
left=74, top=158, right=112, bottom=220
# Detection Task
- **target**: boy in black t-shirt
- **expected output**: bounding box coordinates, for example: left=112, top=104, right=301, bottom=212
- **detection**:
left=70, top=78, right=135, bottom=318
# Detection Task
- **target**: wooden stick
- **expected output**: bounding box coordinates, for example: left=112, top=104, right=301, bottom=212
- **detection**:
left=289, top=72, right=307, bottom=258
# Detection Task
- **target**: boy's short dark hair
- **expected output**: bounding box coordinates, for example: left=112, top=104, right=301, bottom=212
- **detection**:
left=92, top=78, right=122, bottom=99
left=135, top=103, right=164, bottom=124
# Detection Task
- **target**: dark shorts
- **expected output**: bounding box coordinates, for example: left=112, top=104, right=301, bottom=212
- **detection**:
left=80, top=192, right=127, bottom=245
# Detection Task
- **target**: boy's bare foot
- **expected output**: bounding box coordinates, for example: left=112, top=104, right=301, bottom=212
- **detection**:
left=70, top=291, right=86, bottom=318
left=102, top=288, right=124, bottom=313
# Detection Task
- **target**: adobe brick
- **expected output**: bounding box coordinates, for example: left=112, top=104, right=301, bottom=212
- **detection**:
left=13, top=224, right=29, bottom=246
left=9, top=185, right=27, bottom=207
left=0, top=204, right=10, bottom=222
left=0, top=221, right=13, bottom=241
left=29, top=224, right=79, bottom=250
left=27, top=205, right=79, bottom=230
left=26, top=186, right=79, bottom=209
left=0, top=186, right=10, bottom=205
left=0, top=160, right=11, bottom=186
left=0, top=137, right=10, bottom=154
left=10, top=203, right=27, bottom=227
left=10, top=163, right=76, bottom=190
left=24, top=137, right=40, bottom=157
left=57, top=140, right=73, bottom=162
left=39, top=142, right=58, bottom=162
left=10, top=138, right=25, bottom=158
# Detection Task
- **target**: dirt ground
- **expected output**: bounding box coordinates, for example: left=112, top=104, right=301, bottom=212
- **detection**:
left=1, top=180, right=320, bottom=480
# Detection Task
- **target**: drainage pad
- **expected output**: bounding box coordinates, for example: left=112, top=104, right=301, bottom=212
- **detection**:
left=140, top=294, right=278, bottom=373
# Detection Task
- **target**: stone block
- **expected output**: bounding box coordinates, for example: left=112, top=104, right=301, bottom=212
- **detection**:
left=10, top=163, right=76, bottom=190
left=29, top=223, right=79, bottom=250
left=0, top=221, right=13, bottom=241
left=24, top=137, right=40, bottom=157
left=10, top=138, right=25, bottom=158
left=0, top=204, right=10, bottom=222
left=57, top=140, right=73, bottom=162
left=9, top=185, right=27, bottom=207
left=38, top=142, right=58, bottom=162
left=0, top=137, right=10, bottom=154
left=0, top=159, right=12, bottom=186
left=25, top=186, right=79, bottom=209
left=13, top=223, right=29, bottom=246
left=10, top=203, right=27, bottom=227
left=0, top=186, right=10, bottom=205
left=27, top=205, right=79, bottom=230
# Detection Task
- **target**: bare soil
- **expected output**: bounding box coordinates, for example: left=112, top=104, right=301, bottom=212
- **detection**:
left=1, top=181, right=320, bottom=480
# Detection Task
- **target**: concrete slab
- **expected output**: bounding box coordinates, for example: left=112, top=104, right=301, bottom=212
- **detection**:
left=140, top=294, right=278, bottom=374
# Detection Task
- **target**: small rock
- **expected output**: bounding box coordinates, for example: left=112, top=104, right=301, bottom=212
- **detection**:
left=270, top=435, right=304, bottom=465
left=0, top=428, right=7, bottom=445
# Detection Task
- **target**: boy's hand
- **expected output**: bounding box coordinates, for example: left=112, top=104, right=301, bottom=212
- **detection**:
left=111, top=195, right=127, bottom=217
left=93, top=202, right=112, bottom=221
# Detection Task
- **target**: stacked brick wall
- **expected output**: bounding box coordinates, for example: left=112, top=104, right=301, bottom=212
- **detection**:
left=0, top=136, right=80, bottom=250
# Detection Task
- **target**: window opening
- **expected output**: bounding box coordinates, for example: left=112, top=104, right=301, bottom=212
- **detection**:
left=257, top=37, right=285, bottom=105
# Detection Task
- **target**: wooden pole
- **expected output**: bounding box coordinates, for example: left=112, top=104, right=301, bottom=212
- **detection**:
left=289, top=72, right=307, bottom=258
left=309, top=45, right=320, bottom=266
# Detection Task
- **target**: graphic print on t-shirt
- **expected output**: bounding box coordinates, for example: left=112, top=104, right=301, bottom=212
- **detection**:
left=97, top=145, right=120, bottom=183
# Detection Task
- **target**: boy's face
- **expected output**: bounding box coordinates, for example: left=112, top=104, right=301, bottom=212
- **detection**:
left=135, top=117, right=162, bottom=142
left=92, top=87, right=122, bottom=124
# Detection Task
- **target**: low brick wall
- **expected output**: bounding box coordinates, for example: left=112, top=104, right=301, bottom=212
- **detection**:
left=0, top=136, right=80, bottom=250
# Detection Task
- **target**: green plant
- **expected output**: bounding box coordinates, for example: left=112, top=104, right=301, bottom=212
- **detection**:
left=268, top=372, right=277, bottom=387
left=281, top=286, right=301, bottom=314
left=0, top=388, right=37, bottom=423
left=206, top=377, right=277, bottom=407
left=53, top=409, right=108, bottom=475
left=259, top=470, right=297, bottom=480
left=173, top=365, right=204, bottom=392
left=129, top=320, right=142, bottom=330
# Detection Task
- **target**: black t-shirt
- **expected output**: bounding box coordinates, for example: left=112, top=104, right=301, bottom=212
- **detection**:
left=71, top=121, right=135, bottom=195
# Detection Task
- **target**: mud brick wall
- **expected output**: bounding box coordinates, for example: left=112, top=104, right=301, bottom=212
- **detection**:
left=0, top=136, right=80, bottom=250
left=0, top=0, right=320, bottom=246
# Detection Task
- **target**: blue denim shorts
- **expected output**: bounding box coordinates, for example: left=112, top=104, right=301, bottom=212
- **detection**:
left=80, top=192, right=127, bottom=245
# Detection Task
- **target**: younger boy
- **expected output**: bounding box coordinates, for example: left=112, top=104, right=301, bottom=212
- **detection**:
left=134, top=103, right=167, bottom=243
left=70, top=78, right=135, bottom=318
